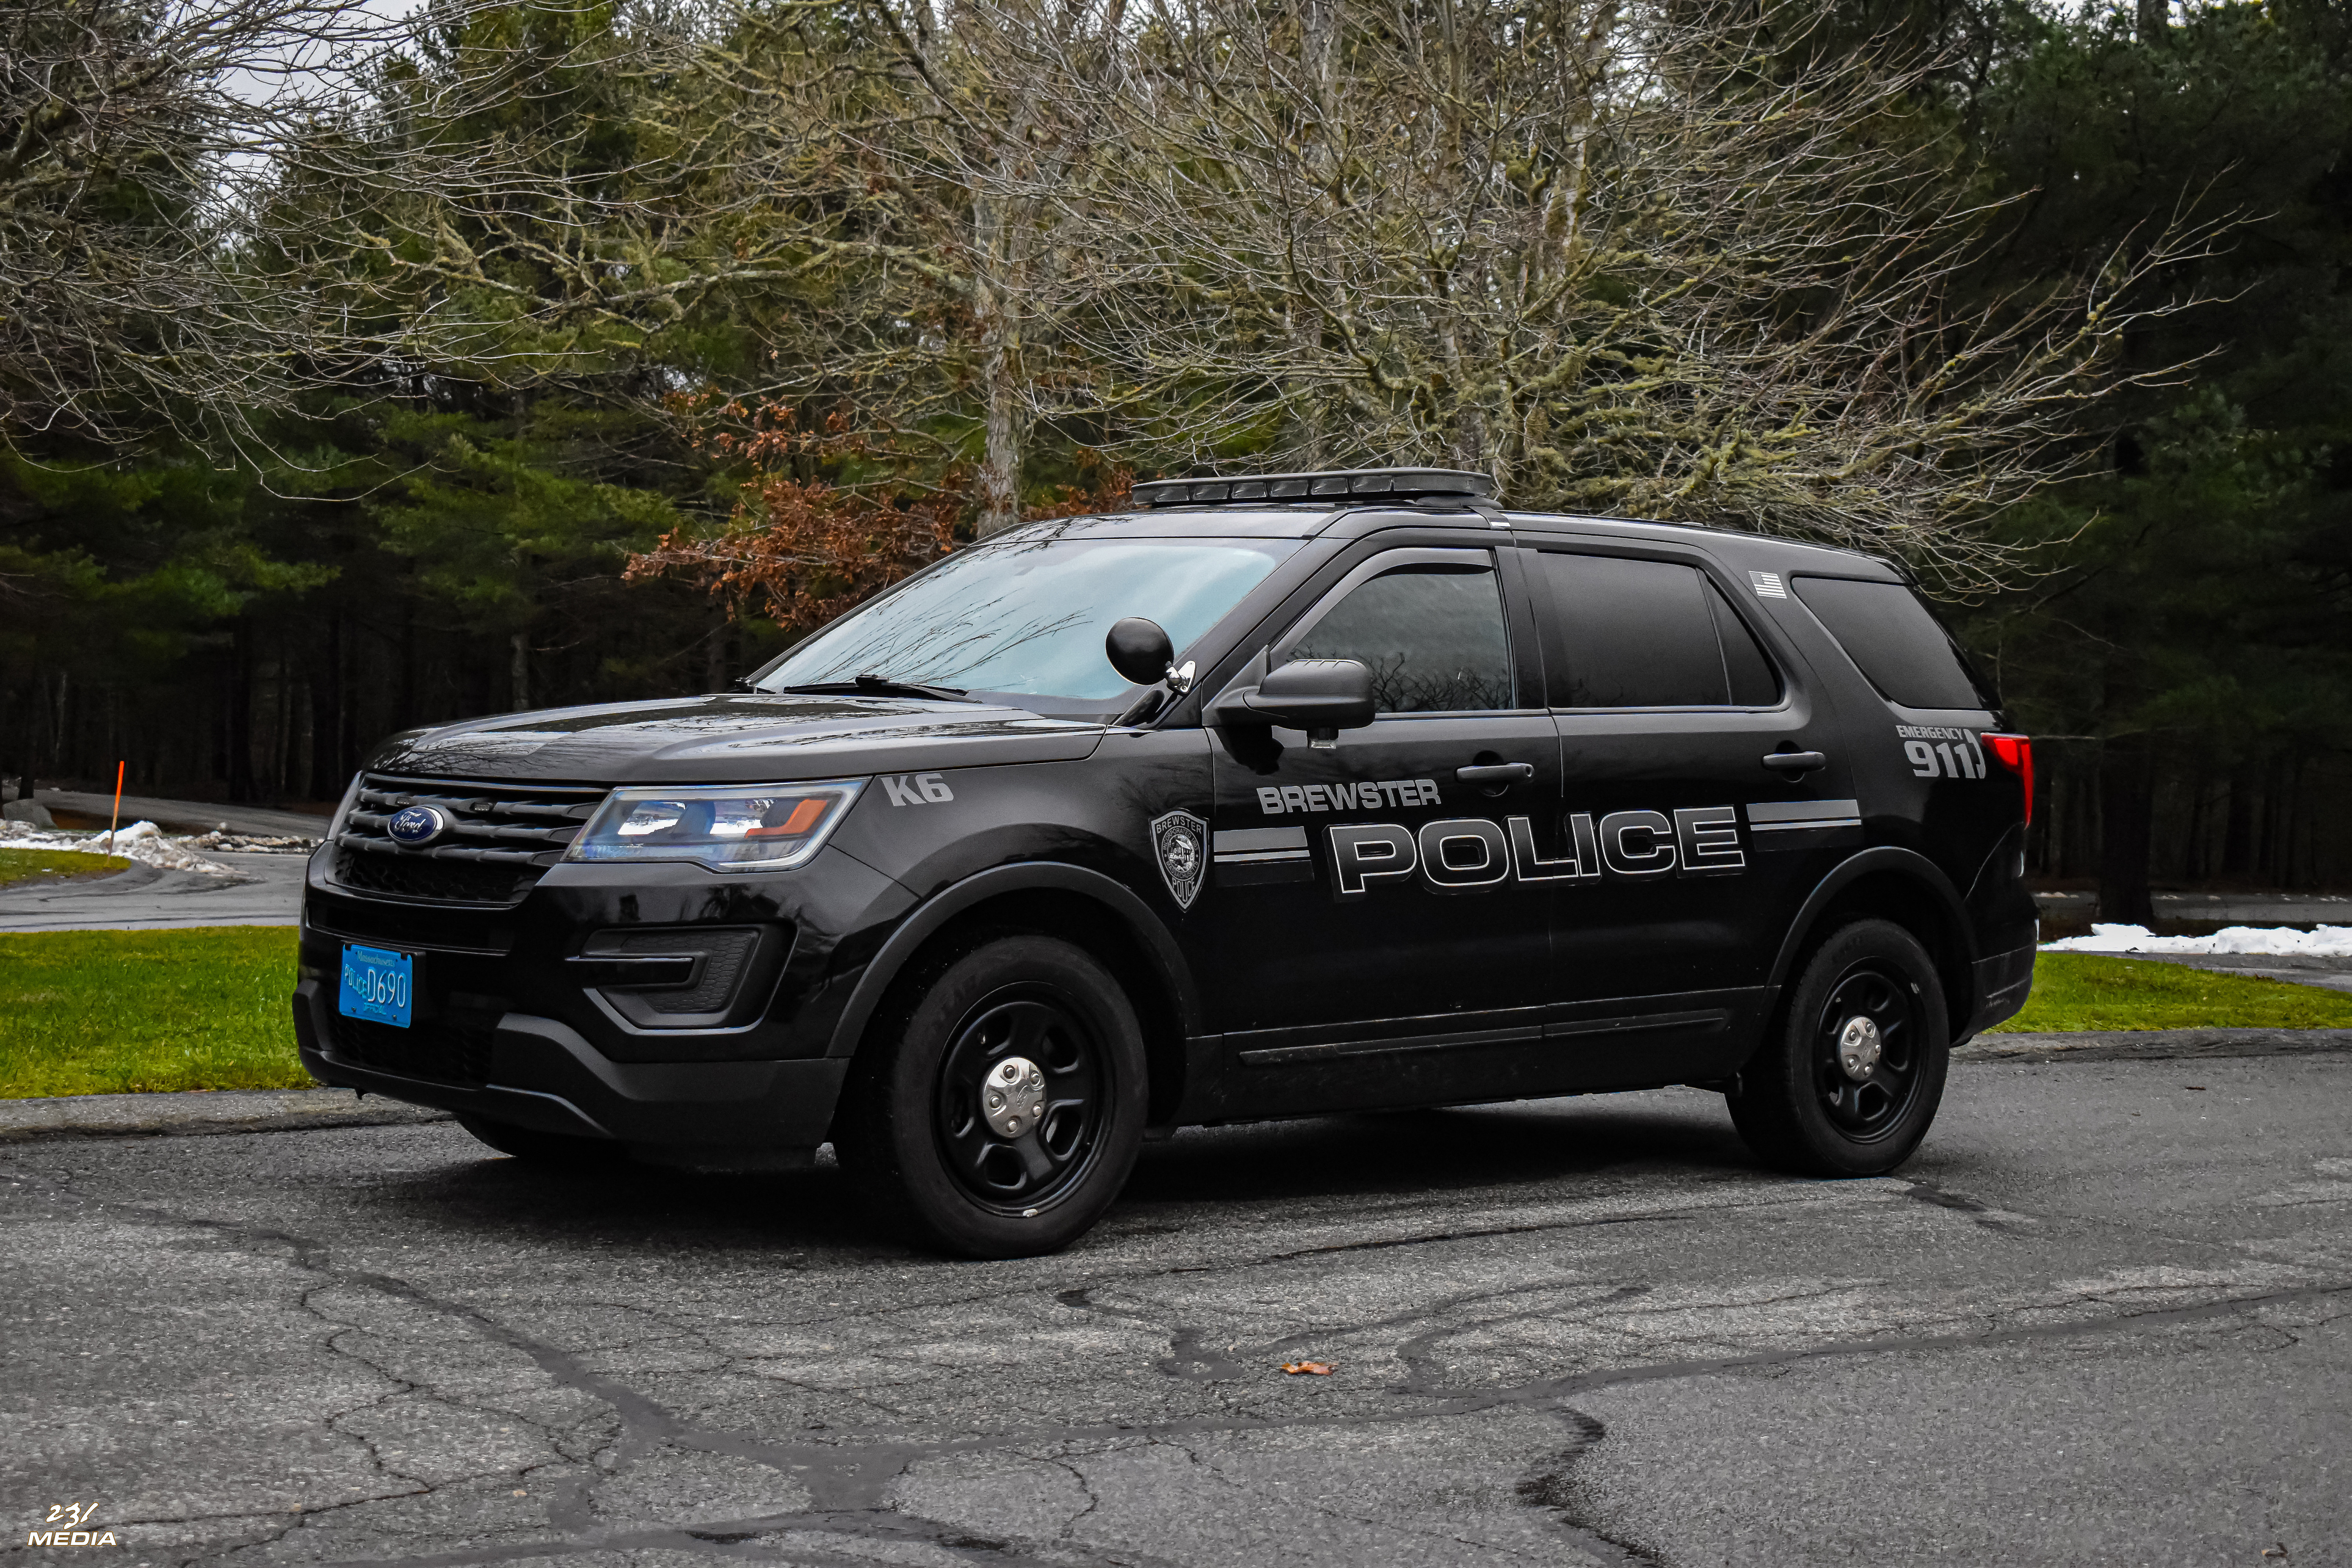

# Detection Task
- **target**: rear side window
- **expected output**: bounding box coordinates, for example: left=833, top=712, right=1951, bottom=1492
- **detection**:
left=1537, top=553, right=1782, bottom=708
left=1793, top=577, right=1991, bottom=710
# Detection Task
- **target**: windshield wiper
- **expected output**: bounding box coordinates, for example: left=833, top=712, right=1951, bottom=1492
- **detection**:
left=776, top=673, right=975, bottom=703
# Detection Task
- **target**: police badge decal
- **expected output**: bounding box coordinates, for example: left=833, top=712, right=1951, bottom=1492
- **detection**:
left=1150, top=810, right=1208, bottom=910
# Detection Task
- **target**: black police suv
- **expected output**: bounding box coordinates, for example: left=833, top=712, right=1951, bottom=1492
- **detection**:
left=298, top=467, right=2036, bottom=1257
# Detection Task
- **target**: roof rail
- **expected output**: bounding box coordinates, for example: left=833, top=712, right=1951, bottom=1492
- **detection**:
left=1131, top=467, right=1494, bottom=508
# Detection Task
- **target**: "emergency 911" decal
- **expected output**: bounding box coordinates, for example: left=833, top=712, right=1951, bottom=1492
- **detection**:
left=1896, top=724, right=1985, bottom=779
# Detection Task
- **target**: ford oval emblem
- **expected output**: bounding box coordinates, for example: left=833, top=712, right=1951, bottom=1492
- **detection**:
left=387, top=804, right=450, bottom=848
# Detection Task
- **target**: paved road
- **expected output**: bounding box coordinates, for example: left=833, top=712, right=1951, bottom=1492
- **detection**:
left=0, top=852, right=307, bottom=933
left=5, top=1044, right=2348, bottom=1566
left=24, top=791, right=330, bottom=839
left=2034, top=888, right=2352, bottom=926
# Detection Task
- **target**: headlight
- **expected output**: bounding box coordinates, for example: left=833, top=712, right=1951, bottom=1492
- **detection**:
left=563, top=780, right=865, bottom=873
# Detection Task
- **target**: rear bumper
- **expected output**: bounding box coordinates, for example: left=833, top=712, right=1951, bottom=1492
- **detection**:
left=1964, top=940, right=2036, bottom=1038
left=294, top=976, right=847, bottom=1163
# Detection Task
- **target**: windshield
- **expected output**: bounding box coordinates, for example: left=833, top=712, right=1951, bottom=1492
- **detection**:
left=753, top=535, right=1299, bottom=703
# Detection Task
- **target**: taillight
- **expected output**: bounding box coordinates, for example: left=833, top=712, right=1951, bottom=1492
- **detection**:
left=1983, top=733, right=2033, bottom=825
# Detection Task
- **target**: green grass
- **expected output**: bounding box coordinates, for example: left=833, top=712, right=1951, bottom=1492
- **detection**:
left=1990, top=952, right=2352, bottom=1033
left=0, top=927, right=310, bottom=1098
left=0, top=846, right=132, bottom=888
left=2, top=930, right=2346, bottom=1100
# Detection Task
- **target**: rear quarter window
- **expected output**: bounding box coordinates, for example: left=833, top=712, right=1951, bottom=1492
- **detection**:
left=1791, top=577, right=1993, bottom=710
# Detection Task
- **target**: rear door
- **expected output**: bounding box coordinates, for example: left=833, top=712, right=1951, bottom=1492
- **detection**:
left=1523, top=541, right=1856, bottom=1082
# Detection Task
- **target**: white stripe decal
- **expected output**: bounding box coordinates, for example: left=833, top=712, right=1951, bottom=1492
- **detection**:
left=1213, top=826, right=1309, bottom=853
left=1746, top=799, right=1860, bottom=825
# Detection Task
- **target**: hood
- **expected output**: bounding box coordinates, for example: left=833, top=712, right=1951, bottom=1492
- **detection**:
left=369, top=693, right=1105, bottom=784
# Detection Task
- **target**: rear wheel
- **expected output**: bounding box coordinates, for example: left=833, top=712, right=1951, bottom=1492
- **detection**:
left=457, top=1116, right=627, bottom=1171
left=1729, top=918, right=1949, bottom=1176
left=834, top=934, right=1147, bottom=1258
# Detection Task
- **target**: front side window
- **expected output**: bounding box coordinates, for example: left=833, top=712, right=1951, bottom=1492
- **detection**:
left=753, top=535, right=1299, bottom=703
left=1284, top=557, right=1515, bottom=713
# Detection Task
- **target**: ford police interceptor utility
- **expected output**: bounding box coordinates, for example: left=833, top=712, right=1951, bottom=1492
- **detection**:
left=298, top=468, right=2036, bottom=1257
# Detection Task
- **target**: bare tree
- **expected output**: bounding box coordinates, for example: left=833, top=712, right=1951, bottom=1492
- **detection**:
left=0, top=0, right=408, bottom=449
left=1054, top=0, right=2220, bottom=591
left=679, top=0, right=1129, bottom=534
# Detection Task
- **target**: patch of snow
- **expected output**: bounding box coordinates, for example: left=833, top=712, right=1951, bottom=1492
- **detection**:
left=0, top=820, right=238, bottom=877
left=2043, top=922, right=2352, bottom=956
left=182, top=829, right=320, bottom=855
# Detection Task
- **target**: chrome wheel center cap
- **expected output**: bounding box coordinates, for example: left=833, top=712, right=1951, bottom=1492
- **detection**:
left=982, top=1056, right=1047, bottom=1139
left=1835, top=1016, right=1884, bottom=1081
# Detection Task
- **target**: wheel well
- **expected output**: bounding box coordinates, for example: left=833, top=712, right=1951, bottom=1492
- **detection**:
left=857, top=889, right=1189, bottom=1125
left=1798, top=872, right=1973, bottom=1035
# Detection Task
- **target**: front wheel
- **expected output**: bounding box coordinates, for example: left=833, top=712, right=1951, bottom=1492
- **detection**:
left=833, top=935, right=1149, bottom=1258
left=1728, top=918, right=1950, bottom=1176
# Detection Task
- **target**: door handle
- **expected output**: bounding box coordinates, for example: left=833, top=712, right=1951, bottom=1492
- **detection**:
left=1760, top=750, right=1828, bottom=775
left=1456, top=762, right=1536, bottom=784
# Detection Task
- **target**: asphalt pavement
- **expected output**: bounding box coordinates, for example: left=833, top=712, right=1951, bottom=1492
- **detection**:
left=0, top=852, right=308, bottom=933
left=25, top=791, right=331, bottom=839
left=4, top=1041, right=2347, bottom=1566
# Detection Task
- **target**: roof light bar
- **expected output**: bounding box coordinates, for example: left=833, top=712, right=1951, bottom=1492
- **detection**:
left=1132, top=467, right=1495, bottom=508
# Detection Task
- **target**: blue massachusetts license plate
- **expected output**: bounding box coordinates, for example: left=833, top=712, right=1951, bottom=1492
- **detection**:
left=338, top=944, right=416, bottom=1028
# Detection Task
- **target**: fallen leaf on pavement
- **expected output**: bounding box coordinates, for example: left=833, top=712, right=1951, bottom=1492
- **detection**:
left=1281, top=1361, right=1336, bottom=1376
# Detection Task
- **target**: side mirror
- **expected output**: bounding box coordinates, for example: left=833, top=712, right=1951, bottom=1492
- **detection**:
left=1106, top=617, right=1176, bottom=687
left=1217, top=657, right=1377, bottom=743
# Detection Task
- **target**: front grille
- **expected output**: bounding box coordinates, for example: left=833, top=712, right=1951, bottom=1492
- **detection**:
left=328, top=1013, right=497, bottom=1087
left=333, top=847, right=536, bottom=904
left=331, top=774, right=608, bottom=905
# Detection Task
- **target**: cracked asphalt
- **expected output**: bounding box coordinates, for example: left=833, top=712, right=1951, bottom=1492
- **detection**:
left=5, top=1047, right=2348, bottom=1568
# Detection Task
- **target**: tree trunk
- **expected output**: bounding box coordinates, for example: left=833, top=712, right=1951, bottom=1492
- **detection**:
left=227, top=624, right=254, bottom=802
left=975, top=217, right=1024, bottom=539
left=2220, top=767, right=2255, bottom=877
left=705, top=619, right=728, bottom=692
left=2097, top=735, right=2155, bottom=924
left=309, top=610, right=344, bottom=799
left=510, top=629, right=531, bottom=712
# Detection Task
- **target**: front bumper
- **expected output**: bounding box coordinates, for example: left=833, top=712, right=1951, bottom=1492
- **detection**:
left=295, top=976, right=848, bottom=1163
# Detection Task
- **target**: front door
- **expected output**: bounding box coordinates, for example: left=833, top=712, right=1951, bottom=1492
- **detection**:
left=1204, top=546, right=1563, bottom=1110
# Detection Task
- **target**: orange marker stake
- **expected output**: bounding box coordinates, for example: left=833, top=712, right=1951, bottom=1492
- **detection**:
left=107, top=759, right=125, bottom=855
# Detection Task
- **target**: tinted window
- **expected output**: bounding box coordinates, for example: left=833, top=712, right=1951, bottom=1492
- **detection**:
left=1793, top=577, right=1990, bottom=710
left=1287, top=562, right=1514, bottom=713
left=1539, top=553, right=1773, bottom=707
left=1709, top=582, right=1782, bottom=706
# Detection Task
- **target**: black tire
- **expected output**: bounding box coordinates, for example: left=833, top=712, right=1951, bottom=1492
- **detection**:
left=833, top=934, right=1148, bottom=1258
left=1728, top=918, right=1950, bottom=1177
left=458, top=1115, right=628, bottom=1171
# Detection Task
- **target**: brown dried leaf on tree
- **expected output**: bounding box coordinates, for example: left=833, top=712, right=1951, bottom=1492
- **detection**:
left=624, top=403, right=959, bottom=641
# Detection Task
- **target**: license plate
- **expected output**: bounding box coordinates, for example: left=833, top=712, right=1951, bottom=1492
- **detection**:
left=338, top=944, right=416, bottom=1028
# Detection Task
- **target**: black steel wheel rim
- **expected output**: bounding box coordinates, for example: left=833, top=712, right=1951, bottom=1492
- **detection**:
left=1811, top=961, right=1923, bottom=1141
left=933, top=988, right=1107, bottom=1213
